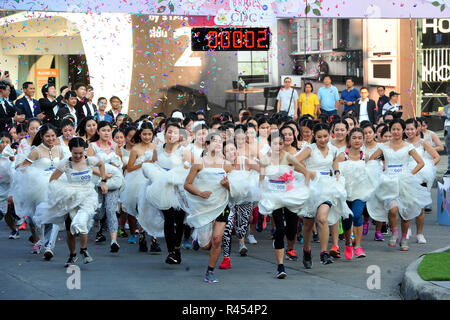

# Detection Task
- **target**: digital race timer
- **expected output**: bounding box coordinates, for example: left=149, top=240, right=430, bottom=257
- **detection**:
left=191, top=27, right=271, bottom=51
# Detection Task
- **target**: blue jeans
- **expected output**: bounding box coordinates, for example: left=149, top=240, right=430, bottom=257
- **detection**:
left=320, top=109, right=338, bottom=118
left=342, top=200, right=365, bottom=230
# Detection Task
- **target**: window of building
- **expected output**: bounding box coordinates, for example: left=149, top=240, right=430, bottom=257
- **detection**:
left=237, top=51, right=269, bottom=84
left=290, top=19, right=337, bottom=54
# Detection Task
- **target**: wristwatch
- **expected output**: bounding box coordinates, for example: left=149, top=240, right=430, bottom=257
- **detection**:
left=101, top=179, right=107, bottom=183
left=334, top=170, right=340, bottom=175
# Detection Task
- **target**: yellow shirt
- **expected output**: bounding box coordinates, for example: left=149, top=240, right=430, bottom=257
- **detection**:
left=299, top=93, right=319, bottom=116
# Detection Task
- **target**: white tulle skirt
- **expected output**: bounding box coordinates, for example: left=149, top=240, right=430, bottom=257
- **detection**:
left=407, top=158, right=435, bottom=205
left=258, top=172, right=310, bottom=216
left=92, top=163, right=124, bottom=191
left=10, top=167, right=56, bottom=218
left=120, top=168, right=147, bottom=217
left=366, top=161, right=429, bottom=222
left=299, top=171, right=352, bottom=225
left=141, top=163, right=189, bottom=211
left=227, top=169, right=261, bottom=205
left=137, top=182, right=165, bottom=238
left=33, top=180, right=99, bottom=235
left=338, top=160, right=380, bottom=202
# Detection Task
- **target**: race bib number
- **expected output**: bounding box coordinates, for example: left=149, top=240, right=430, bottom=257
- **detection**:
left=268, top=179, right=287, bottom=192
left=387, top=165, right=403, bottom=175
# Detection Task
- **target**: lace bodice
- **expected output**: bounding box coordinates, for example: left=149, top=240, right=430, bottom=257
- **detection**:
left=56, top=156, right=99, bottom=185
left=305, top=143, right=337, bottom=172
left=90, top=141, right=122, bottom=168
left=156, top=144, right=184, bottom=169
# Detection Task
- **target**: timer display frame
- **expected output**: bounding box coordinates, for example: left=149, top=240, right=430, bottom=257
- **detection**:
left=191, top=27, right=271, bottom=51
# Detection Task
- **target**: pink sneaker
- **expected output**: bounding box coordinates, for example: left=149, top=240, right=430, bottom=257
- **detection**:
left=363, top=221, right=369, bottom=235
left=32, top=243, right=41, bottom=254
left=344, top=245, right=353, bottom=260
left=354, top=247, right=366, bottom=258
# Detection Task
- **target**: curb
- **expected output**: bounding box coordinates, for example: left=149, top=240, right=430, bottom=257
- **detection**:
left=400, top=246, right=450, bottom=300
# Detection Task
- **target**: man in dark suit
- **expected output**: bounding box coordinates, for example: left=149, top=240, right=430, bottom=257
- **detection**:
left=107, top=96, right=123, bottom=122
left=376, top=86, right=390, bottom=117
left=72, top=82, right=89, bottom=122
left=15, top=82, right=44, bottom=121
left=355, top=87, right=377, bottom=124
left=0, top=81, right=25, bottom=130
left=38, top=83, right=68, bottom=127
left=83, top=85, right=97, bottom=117
left=56, top=91, right=79, bottom=128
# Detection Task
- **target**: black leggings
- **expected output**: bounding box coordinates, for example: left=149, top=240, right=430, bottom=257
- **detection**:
left=272, top=208, right=299, bottom=250
left=162, top=208, right=185, bottom=252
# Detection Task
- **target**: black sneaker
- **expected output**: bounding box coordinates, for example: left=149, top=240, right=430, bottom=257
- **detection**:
left=286, top=249, right=298, bottom=261
left=139, top=235, right=148, bottom=252
left=174, top=248, right=181, bottom=264
left=303, top=250, right=312, bottom=269
left=110, top=241, right=120, bottom=253
left=9, top=229, right=20, bottom=239
left=165, top=251, right=178, bottom=264
left=320, top=251, right=334, bottom=265
left=275, top=265, right=287, bottom=279
left=444, top=170, right=450, bottom=177
left=312, top=232, right=319, bottom=242
left=150, top=238, right=162, bottom=254
left=64, top=254, right=78, bottom=268
left=338, top=233, right=345, bottom=241
left=192, top=240, right=200, bottom=251
left=43, top=248, right=54, bottom=261
left=95, top=232, right=106, bottom=243
left=381, top=223, right=389, bottom=235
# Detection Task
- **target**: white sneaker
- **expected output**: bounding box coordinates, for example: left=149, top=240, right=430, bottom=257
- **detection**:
left=239, top=242, right=248, bottom=256
left=406, top=228, right=412, bottom=240
left=416, top=234, right=427, bottom=244
left=247, top=234, right=257, bottom=244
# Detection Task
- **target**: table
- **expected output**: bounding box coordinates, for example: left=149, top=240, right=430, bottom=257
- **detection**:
left=224, top=88, right=264, bottom=112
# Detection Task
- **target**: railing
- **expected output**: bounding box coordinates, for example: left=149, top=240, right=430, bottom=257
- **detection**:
left=420, top=48, right=450, bottom=83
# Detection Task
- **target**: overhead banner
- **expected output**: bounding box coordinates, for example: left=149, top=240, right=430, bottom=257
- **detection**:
left=2, top=0, right=450, bottom=18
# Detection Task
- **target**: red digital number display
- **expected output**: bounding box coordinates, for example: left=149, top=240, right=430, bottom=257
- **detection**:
left=192, top=28, right=270, bottom=51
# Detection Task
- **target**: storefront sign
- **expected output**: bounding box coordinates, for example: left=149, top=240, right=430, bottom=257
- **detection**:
left=35, top=68, right=59, bottom=77
left=422, top=18, right=450, bottom=34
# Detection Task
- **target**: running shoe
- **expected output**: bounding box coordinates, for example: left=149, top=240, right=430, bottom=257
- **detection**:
left=247, top=234, right=257, bottom=244
left=444, top=170, right=450, bottom=177
left=182, top=239, right=192, bottom=249
left=312, top=232, right=319, bottom=242
left=118, top=229, right=128, bottom=238
left=32, top=243, right=41, bottom=254
left=416, top=234, right=427, bottom=244
left=303, top=250, right=312, bottom=269
left=43, top=248, right=54, bottom=261
left=110, top=241, right=120, bottom=253
left=127, top=234, right=137, bottom=244
left=389, top=233, right=398, bottom=247
left=374, top=232, right=385, bottom=241
left=239, top=242, right=248, bottom=256
left=400, top=238, right=409, bottom=251
left=354, top=247, right=366, bottom=258
left=381, top=223, right=389, bottom=235
left=219, top=257, right=231, bottom=269
left=329, top=245, right=341, bottom=259
left=139, top=236, right=148, bottom=252
left=204, top=271, right=219, bottom=283
left=95, top=232, right=106, bottom=243
left=174, top=248, right=182, bottom=264
left=424, top=204, right=432, bottom=213
left=192, top=240, right=200, bottom=251
left=8, top=229, right=19, bottom=239
left=64, top=255, right=78, bottom=268
left=81, top=249, right=93, bottom=264
left=275, top=265, right=287, bottom=279
left=363, top=221, right=370, bottom=235
left=344, top=245, right=353, bottom=260
left=150, top=238, right=162, bottom=254
left=286, top=249, right=298, bottom=261
left=320, top=251, right=334, bottom=265
left=165, top=251, right=178, bottom=264
left=338, top=234, right=345, bottom=241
